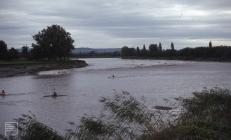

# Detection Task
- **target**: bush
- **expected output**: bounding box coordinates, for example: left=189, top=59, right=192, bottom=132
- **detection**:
left=175, top=87, right=231, bottom=140
left=4, top=88, right=231, bottom=140
left=68, top=88, right=231, bottom=140
left=67, top=91, right=176, bottom=140
left=8, top=113, right=65, bottom=140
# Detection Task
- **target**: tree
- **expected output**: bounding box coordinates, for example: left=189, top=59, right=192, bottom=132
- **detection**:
left=141, top=44, right=147, bottom=56
left=8, top=47, right=19, bottom=59
left=32, top=25, right=74, bottom=60
left=149, top=44, right=158, bottom=52
left=149, top=44, right=158, bottom=56
left=31, top=43, right=43, bottom=59
left=121, top=46, right=135, bottom=57
left=158, top=42, right=162, bottom=52
left=0, top=40, right=8, bottom=60
left=121, top=46, right=129, bottom=57
left=136, top=47, right=140, bottom=56
left=21, top=46, right=29, bottom=58
left=171, top=42, right=175, bottom=51
left=209, top=41, right=212, bottom=48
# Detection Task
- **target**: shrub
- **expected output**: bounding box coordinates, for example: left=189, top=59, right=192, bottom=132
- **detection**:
left=4, top=88, right=231, bottom=140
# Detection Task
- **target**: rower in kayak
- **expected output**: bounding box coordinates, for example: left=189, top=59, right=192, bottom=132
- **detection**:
left=43, top=89, right=67, bottom=98
left=0, top=90, right=6, bottom=96
left=53, top=89, right=58, bottom=97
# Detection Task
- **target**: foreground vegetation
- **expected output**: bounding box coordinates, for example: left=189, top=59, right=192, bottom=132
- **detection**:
left=1, top=87, right=231, bottom=140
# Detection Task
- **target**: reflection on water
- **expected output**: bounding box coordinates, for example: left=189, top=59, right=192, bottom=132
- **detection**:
left=0, top=58, right=231, bottom=134
left=37, top=69, right=72, bottom=77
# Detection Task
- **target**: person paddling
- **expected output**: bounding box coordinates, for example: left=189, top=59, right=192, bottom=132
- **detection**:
left=53, top=89, right=58, bottom=97
left=1, top=90, right=6, bottom=96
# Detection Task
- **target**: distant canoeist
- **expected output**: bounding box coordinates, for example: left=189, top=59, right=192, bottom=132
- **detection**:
left=1, top=90, right=6, bottom=96
left=112, top=74, right=115, bottom=79
left=53, top=89, right=58, bottom=97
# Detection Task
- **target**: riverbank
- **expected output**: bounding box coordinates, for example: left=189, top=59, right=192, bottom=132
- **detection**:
left=121, top=56, right=231, bottom=62
left=0, top=59, right=88, bottom=77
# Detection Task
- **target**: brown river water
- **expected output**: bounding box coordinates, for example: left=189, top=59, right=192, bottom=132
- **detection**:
left=0, top=58, right=231, bottom=134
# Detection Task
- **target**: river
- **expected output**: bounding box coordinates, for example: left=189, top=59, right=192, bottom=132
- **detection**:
left=0, top=58, right=231, bottom=134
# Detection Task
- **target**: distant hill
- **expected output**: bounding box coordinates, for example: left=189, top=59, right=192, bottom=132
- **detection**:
left=72, top=47, right=120, bottom=55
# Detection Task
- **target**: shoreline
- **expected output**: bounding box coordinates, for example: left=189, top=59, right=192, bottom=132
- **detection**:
left=0, top=59, right=88, bottom=78
left=121, top=56, right=231, bottom=63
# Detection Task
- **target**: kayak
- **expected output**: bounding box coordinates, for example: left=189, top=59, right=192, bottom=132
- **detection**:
left=43, top=95, right=67, bottom=98
left=0, top=94, right=6, bottom=96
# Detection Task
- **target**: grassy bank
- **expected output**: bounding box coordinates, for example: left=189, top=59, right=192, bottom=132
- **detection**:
left=2, top=87, right=231, bottom=140
left=0, top=59, right=88, bottom=77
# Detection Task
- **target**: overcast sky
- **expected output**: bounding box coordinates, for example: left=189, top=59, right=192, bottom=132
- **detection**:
left=0, top=0, right=231, bottom=49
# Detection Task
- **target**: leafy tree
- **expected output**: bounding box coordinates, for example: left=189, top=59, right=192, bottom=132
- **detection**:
left=136, top=47, right=140, bottom=56
left=120, top=42, right=231, bottom=61
left=171, top=42, right=175, bottom=51
left=30, top=43, right=43, bottom=59
left=121, top=46, right=129, bottom=57
left=141, top=44, right=147, bottom=56
left=32, top=25, right=74, bottom=60
left=8, top=47, right=19, bottom=59
left=209, top=41, right=212, bottom=48
left=149, top=44, right=158, bottom=57
left=121, top=46, right=135, bottom=57
left=21, top=46, right=29, bottom=58
left=0, top=40, right=8, bottom=60
left=158, top=42, right=162, bottom=52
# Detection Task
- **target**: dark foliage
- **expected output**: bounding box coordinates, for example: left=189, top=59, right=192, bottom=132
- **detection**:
left=176, top=87, right=231, bottom=140
left=16, top=113, right=64, bottom=140
left=68, top=88, right=231, bottom=140
left=171, top=42, right=175, bottom=51
left=121, top=42, right=231, bottom=61
left=8, top=48, right=19, bottom=59
left=0, top=40, right=8, bottom=59
left=21, top=46, right=29, bottom=58
left=0, top=40, right=19, bottom=60
left=31, top=25, right=74, bottom=60
left=74, top=51, right=120, bottom=58
left=121, top=46, right=136, bottom=57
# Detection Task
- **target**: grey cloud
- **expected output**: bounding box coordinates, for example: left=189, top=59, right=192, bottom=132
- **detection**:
left=177, top=0, right=231, bottom=9
left=0, top=0, right=231, bottom=48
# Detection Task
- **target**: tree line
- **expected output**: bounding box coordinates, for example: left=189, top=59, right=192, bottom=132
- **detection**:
left=0, top=40, right=19, bottom=60
left=121, top=41, right=231, bottom=61
left=0, top=25, right=74, bottom=61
